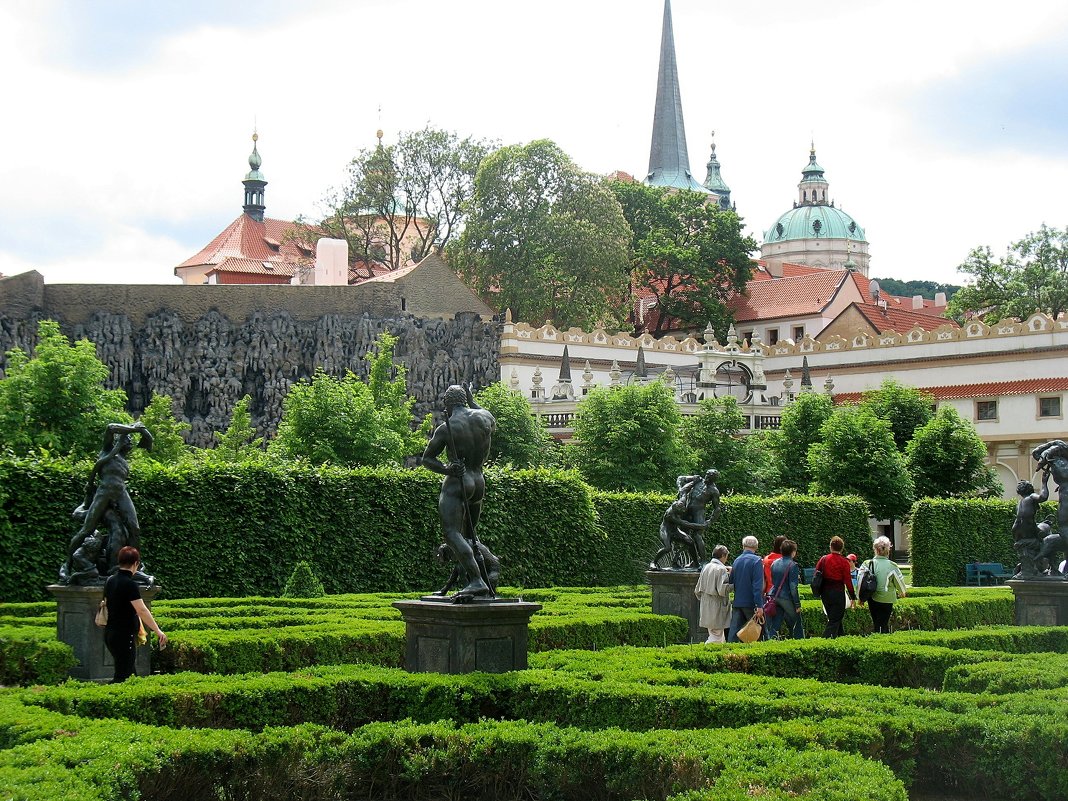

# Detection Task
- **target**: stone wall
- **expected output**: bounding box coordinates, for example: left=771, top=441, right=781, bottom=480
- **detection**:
left=0, top=272, right=500, bottom=447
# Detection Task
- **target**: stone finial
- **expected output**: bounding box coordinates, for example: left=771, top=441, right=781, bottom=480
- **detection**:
left=531, top=366, right=545, bottom=401
left=509, top=367, right=520, bottom=390
left=662, top=364, right=676, bottom=386
left=581, top=360, right=595, bottom=392
left=703, top=322, right=717, bottom=347
left=823, top=375, right=835, bottom=394
left=550, top=345, right=575, bottom=400
left=558, top=345, right=572, bottom=381
left=504, top=308, right=513, bottom=323
left=609, top=359, right=622, bottom=386
left=782, top=368, right=794, bottom=396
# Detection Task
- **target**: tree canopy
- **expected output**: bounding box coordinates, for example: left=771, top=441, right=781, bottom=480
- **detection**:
left=136, top=394, right=190, bottom=464
left=474, top=382, right=553, bottom=469
left=450, top=139, right=632, bottom=329
left=858, top=379, right=934, bottom=452
left=298, top=125, right=495, bottom=276
left=611, top=181, right=756, bottom=336
left=808, top=405, right=915, bottom=521
left=0, top=320, right=130, bottom=458
left=568, top=380, right=689, bottom=492
left=214, top=395, right=264, bottom=462
left=948, top=224, right=1068, bottom=322
left=768, top=391, right=835, bottom=493
left=681, top=396, right=778, bottom=495
left=906, top=405, right=1001, bottom=498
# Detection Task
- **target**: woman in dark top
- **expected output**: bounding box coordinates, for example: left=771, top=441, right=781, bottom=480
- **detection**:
left=770, top=539, right=804, bottom=639
left=104, top=546, right=167, bottom=682
left=815, top=536, right=856, bottom=638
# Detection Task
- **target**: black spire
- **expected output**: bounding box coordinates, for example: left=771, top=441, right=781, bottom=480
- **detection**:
left=242, top=132, right=267, bottom=221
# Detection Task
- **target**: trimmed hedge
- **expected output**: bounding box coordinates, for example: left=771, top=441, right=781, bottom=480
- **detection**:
left=0, top=457, right=872, bottom=601
left=910, top=496, right=1057, bottom=586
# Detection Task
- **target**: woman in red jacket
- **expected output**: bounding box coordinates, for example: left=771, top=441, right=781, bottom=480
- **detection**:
left=815, top=536, right=856, bottom=638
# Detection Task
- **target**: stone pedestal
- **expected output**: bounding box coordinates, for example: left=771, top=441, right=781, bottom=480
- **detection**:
left=392, top=597, right=542, bottom=674
left=46, top=583, right=161, bottom=681
left=1008, top=579, right=1068, bottom=626
left=646, top=569, right=702, bottom=644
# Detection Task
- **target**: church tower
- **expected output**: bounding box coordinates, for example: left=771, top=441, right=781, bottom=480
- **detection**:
left=242, top=132, right=267, bottom=221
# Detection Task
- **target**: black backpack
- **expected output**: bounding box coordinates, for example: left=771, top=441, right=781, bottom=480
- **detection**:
left=858, top=559, right=878, bottom=603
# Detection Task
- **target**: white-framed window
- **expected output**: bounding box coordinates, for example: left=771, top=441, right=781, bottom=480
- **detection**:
left=976, top=399, right=998, bottom=422
left=1039, top=396, right=1062, bottom=418
left=767, top=328, right=780, bottom=345
left=793, top=325, right=805, bottom=341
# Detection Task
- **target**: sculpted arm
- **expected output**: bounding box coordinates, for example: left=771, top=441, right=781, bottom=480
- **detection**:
left=420, top=425, right=461, bottom=477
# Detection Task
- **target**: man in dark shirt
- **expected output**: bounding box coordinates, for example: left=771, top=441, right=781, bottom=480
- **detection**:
left=104, top=546, right=166, bottom=682
left=727, top=536, right=766, bottom=642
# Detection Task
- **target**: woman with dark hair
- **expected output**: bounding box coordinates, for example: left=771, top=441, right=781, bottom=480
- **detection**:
left=814, top=536, right=855, bottom=638
left=103, top=546, right=166, bottom=682
left=770, top=539, right=804, bottom=640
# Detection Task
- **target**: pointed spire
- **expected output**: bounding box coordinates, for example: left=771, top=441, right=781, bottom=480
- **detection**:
left=702, top=131, right=732, bottom=209
left=798, top=141, right=829, bottom=207
left=800, top=356, right=813, bottom=390
left=242, top=130, right=267, bottom=221
left=558, top=345, right=572, bottom=382
left=646, top=0, right=707, bottom=193
left=635, top=346, right=648, bottom=380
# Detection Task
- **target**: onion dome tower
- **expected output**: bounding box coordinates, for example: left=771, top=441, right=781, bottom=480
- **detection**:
left=242, top=132, right=267, bottom=222
left=760, top=143, right=869, bottom=274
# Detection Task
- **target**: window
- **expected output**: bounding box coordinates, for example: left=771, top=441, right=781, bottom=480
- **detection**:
left=743, top=331, right=754, bottom=344
left=767, top=328, right=779, bottom=345
left=976, top=400, right=998, bottom=421
left=1039, top=396, right=1062, bottom=418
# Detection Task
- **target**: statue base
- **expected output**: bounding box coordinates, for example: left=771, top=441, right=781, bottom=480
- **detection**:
left=646, top=569, right=703, bottom=644
left=392, top=597, right=542, bottom=674
left=1008, top=578, right=1068, bottom=626
left=46, top=583, right=161, bottom=682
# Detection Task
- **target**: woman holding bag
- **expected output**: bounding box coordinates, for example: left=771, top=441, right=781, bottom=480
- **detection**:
left=815, top=536, right=856, bottom=638
left=770, top=539, right=805, bottom=639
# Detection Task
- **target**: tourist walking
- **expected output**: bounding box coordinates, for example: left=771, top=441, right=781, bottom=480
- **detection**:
left=103, top=546, right=166, bottom=683
left=770, top=539, right=805, bottom=640
left=760, top=535, right=786, bottom=640
left=861, top=536, right=907, bottom=633
left=694, top=545, right=732, bottom=643
left=814, top=536, right=855, bottom=638
left=727, top=536, right=765, bottom=642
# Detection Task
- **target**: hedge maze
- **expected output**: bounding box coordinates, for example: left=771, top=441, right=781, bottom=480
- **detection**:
left=2, top=585, right=1065, bottom=800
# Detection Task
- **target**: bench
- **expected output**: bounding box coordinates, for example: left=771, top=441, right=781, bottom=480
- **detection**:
left=803, top=568, right=816, bottom=584
left=966, top=562, right=1011, bottom=586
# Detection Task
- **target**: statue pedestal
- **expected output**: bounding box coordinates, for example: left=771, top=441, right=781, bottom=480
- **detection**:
left=392, top=597, right=542, bottom=674
left=646, top=569, right=702, bottom=644
left=1008, top=578, right=1068, bottom=626
left=46, top=583, right=161, bottom=682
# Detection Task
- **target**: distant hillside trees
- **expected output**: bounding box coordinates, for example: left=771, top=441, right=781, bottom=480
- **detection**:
left=871, top=277, right=960, bottom=301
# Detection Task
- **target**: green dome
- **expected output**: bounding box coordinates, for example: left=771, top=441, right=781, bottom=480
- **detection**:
left=764, top=204, right=865, bottom=243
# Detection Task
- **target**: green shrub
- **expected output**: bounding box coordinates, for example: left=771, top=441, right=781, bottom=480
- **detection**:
left=281, top=560, right=325, bottom=598
left=0, top=626, right=76, bottom=685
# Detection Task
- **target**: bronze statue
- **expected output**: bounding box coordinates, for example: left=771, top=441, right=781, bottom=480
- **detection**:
left=1019, top=440, right=1068, bottom=579
left=434, top=542, right=500, bottom=596
left=420, top=385, right=498, bottom=601
left=60, top=422, right=155, bottom=586
left=650, top=469, right=722, bottom=570
left=1012, top=472, right=1051, bottom=578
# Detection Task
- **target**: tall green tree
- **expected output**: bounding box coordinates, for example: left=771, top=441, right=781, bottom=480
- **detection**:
left=214, top=395, right=264, bottom=462
left=136, top=393, right=190, bottom=463
left=948, top=224, right=1068, bottom=322
left=611, top=181, right=756, bottom=335
left=568, top=381, right=690, bottom=492
left=0, top=320, right=130, bottom=458
left=768, top=391, right=835, bottom=493
left=681, top=395, right=778, bottom=494
left=906, top=406, right=1001, bottom=498
left=474, top=382, right=552, bottom=468
left=858, top=379, right=934, bottom=452
left=808, top=406, right=915, bottom=521
left=297, top=125, right=495, bottom=276
left=450, top=139, right=632, bottom=329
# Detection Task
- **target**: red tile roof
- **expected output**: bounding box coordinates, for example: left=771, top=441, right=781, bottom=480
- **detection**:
left=848, top=302, right=956, bottom=334
left=731, top=270, right=848, bottom=322
left=204, top=257, right=296, bottom=277
left=748, top=260, right=828, bottom=281
left=835, top=377, right=1068, bottom=405
left=176, top=214, right=314, bottom=275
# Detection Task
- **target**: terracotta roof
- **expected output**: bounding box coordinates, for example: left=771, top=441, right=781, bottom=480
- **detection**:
left=748, top=260, right=828, bottom=281
left=176, top=214, right=314, bottom=273
left=835, top=377, right=1068, bottom=405
left=731, top=270, right=848, bottom=322
left=848, top=302, right=956, bottom=334
left=204, top=257, right=296, bottom=277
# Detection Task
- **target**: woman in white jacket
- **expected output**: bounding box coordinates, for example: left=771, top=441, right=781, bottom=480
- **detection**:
left=694, top=544, right=732, bottom=643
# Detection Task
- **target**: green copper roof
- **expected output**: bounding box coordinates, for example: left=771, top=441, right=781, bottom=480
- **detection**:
left=764, top=205, right=866, bottom=243
left=245, top=135, right=265, bottom=181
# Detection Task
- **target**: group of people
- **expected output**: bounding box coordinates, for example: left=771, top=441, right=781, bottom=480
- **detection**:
left=694, top=534, right=907, bottom=643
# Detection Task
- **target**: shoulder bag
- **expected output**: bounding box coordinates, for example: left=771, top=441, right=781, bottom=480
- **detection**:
left=810, top=556, right=826, bottom=598
left=94, top=598, right=108, bottom=628
left=858, top=559, right=878, bottom=603
left=762, top=565, right=789, bottom=618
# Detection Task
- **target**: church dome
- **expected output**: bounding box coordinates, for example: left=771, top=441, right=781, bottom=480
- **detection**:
left=764, top=204, right=865, bottom=244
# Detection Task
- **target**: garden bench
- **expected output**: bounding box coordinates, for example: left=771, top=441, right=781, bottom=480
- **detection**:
left=965, top=562, right=1011, bottom=586
left=803, top=567, right=816, bottom=584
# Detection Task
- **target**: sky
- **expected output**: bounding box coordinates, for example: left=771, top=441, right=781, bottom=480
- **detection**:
left=1, top=0, right=1067, bottom=287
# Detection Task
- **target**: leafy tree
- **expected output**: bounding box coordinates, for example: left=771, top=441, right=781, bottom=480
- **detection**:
left=474, top=382, right=552, bottom=468
left=681, top=396, right=778, bottom=494
left=948, top=224, right=1068, bottom=322
left=214, top=395, right=264, bottom=462
left=568, top=381, right=690, bottom=492
left=297, top=126, right=495, bottom=276
left=808, top=405, right=915, bottom=521
left=906, top=406, right=1001, bottom=498
left=0, top=320, right=130, bottom=458
left=768, top=391, right=835, bottom=493
left=611, top=181, right=756, bottom=335
left=269, top=334, right=425, bottom=466
left=858, top=379, right=934, bottom=452
left=869, top=277, right=960, bottom=301
left=450, top=139, right=632, bottom=329
left=135, top=393, right=190, bottom=463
